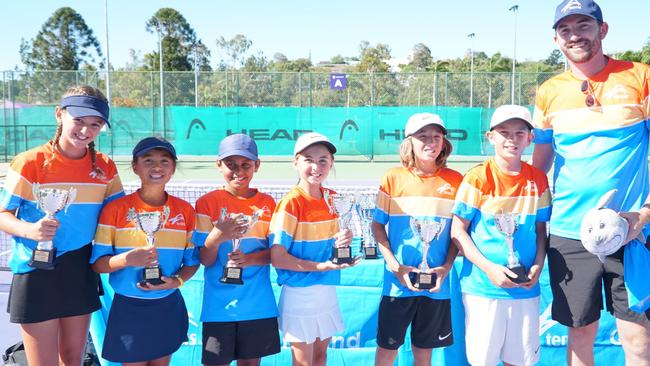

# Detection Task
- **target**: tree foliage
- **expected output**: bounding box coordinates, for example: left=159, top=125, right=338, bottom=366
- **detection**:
left=19, top=7, right=103, bottom=70
left=216, top=34, right=253, bottom=69
left=144, top=8, right=211, bottom=71
left=356, top=41, right=391, bottom=72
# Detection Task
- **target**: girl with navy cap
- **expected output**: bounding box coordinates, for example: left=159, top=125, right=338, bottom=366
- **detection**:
left=0, top=85, right=124, bottom=365
left=91, top=137, right=199, bottom=365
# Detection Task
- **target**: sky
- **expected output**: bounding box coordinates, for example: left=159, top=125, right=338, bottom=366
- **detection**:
left=0, top=0, right=648, bottom=71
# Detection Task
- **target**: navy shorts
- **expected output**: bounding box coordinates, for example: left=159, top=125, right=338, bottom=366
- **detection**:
left=102, top=290, right=188, bottom=363
left=377, top=296, right=452, bottom=350
left=7, top=244, right=101, bottom=324
left=202, top=317, right=280, bottom=365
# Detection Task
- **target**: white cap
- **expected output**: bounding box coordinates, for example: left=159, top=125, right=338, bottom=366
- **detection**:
left=489, top=105, right=533, bottom=130
left=404, top=113, right=447, bottom=137
left=293, top=132, right=337, bottom=155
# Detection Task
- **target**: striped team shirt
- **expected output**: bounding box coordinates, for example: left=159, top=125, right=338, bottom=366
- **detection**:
left=91, top=192, right=199, bottom=299
left=374, top=166, right=463, bottom=299
left=452, top=158, right=551, bottom=299
left=0, top=141, right=123, bottom=273
left=269, top=186, right=340, bottom=287
left=192, top=188, right=278, bottom=322
left=533, top=58, right=650, bottom=239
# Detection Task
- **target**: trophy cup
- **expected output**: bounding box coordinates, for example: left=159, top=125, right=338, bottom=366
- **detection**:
left=29, top=184, right=77, bottom=269
left=409, top=217, right=447, bottom=290
left=128, top=206, right=170, bottom=286
left=356, top=194, right=378, bottom=259
left=220, top=207, right=265, bottom=285
left=324, top=191, right=355, bottom=264
left=494, top=211, right=528, bottom=284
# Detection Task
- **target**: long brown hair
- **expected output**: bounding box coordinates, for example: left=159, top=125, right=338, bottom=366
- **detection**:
left=399, top=135, right=453, bottom=169
left=46, top=85, right=108, bottom=179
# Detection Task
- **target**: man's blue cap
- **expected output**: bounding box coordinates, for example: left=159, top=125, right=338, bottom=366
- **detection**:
left=553, top=0, right=603, bottom=29
left=218, top=134, right=259, bottom=161
left=132, top=137, right=177, bottom=160
left=61, top=95, right=111, bottom=128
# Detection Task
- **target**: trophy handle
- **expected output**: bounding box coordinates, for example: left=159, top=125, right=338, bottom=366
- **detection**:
left=63, top=187, right=77, bottom=215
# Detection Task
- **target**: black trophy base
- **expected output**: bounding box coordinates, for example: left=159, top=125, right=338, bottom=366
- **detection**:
left=220, top=266, right=244, bottom=285
left=140, top=266, right=164, bottom=286
left=410, top=272, right=436, bottom=290
left=507, top=264, right=529, bottom=284
left=362, top=246, right=378, bottom=259
left=331, top=246, right=353, bottom=265
left=29, top=247, right=57, bottom=270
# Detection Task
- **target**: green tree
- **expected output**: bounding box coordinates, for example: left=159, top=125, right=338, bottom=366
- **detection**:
left=407, top=43, right=433, bottom=71
left=144, top=8, right=211, bottom=71
left=216, top=34, right=253, bottom=69
left=544, top=49, right=564, bottom=68
left=356, top=41, right=391, bottom=73
left=20, top=7, right=102, bottom=70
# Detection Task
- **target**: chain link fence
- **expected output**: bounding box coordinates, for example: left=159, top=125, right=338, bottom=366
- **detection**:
left=1, top=70, right=556, bottom=108
left=1, top=70, right=558, bottom=162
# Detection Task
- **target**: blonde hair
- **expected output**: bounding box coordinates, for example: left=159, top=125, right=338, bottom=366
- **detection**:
left=45, top=85, right=108, bottom=179
left=399, top=136, right=453, bottom=169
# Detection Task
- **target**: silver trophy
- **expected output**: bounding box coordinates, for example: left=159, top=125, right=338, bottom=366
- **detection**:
left=324, top=191, right=356, bottom=264
left=356, top=194, right=378, bottom=259
left=30, top=184, right=77, bottom=269
left=219, top=207, right=266, bottom=285
left=409, top=217, right=447, bottom=289
left=494, top=211, right=528, bottom=283
left=128, top=206, right=170, bottom=285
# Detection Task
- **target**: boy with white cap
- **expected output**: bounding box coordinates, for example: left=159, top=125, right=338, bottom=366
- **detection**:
left=451, top=105, right=552, bottom=366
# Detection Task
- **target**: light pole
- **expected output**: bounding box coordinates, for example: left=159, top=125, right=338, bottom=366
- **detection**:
left=104, top=0, right=111, bottom=106
left=468, top=33, right=475, bottom=107
left=157, top=27, right=165, bottom=136
left=509, top=5, right=519, bottom=103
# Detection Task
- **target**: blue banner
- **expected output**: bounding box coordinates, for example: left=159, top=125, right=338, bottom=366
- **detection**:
left=89, top=254, right=624, bottom=365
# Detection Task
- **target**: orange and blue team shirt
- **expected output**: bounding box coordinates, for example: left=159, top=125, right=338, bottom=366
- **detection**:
left=373, top=166, right=463, bottom=299
left=452, top=158, right=551, bottom=299
left=533, top=59, right=650, bottom=240
left=192, top=188, right=278, bottom=322
left=91, top=192, right=199, bottom=299
left=0, top=142, right=123, bottom=274
left=269, top=186, right=341, bottom=287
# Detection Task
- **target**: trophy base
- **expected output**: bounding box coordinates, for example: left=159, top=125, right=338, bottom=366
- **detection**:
left=507, top=264, right=529, bottom=284
left=29, top=248, right=57, bottom=270
left=140, top=267, right=164, bottom=286
left=362, top=246, right=378, bottom=259
left=331, top=246, right=353, bottom=265
left=410, top=272, right=436, bottom=290
left=220, top=266, right=244, bottom=285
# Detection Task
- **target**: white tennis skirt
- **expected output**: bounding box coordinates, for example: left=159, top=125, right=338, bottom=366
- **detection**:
left=278, top=285, right=344, bottom=344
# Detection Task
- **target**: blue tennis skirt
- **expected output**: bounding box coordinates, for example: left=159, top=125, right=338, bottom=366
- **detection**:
left=102, top=290, right=188, bottom=362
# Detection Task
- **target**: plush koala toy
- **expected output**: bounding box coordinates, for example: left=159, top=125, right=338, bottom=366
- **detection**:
left=580, top=189, right=629, bottom=262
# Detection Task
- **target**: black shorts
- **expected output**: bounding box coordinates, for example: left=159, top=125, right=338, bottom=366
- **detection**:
left=7, top=244, right=101, bottom=324
left=377, top=296, right=452, bottom=350
left=547, top=235, right=650, bottom=327
left=202, top=317, right=280, bottom=365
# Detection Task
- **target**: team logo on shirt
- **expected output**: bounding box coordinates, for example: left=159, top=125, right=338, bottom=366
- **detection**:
left=603, top=84, right=631, bottom=101
left=525, top=181, right=538, bottom=196
left=168, top=213, right=186, bottom=226
left=436, top=183, right=456, bottom=196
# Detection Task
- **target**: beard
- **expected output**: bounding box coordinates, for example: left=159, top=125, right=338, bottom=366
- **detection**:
left=562, top=37, right=603, bottom=64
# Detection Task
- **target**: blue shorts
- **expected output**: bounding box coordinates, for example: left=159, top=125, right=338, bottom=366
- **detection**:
left=102, top=290, right=188, bottom=362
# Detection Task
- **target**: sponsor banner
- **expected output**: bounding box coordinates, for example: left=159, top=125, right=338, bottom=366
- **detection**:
left=90, top=254, right=624, bottom=365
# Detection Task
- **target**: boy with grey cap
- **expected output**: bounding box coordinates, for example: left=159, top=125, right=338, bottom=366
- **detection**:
left=532, top=1, right=650, bottom=365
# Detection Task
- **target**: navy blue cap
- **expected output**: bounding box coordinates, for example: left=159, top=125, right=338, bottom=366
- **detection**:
left=553, top=0, right=603, bottom=29
left=132, top=137, right=177, bottom=160
left=218, top=134, right=259, bottom=161
left=60, top=95, right=111, bottom=128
